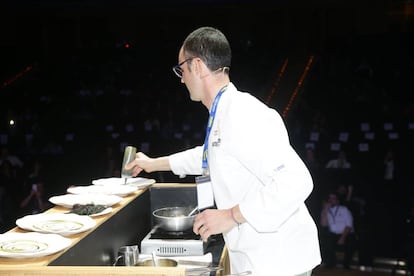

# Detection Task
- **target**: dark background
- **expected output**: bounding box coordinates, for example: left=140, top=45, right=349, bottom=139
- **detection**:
left=0, top=0, right=413, bottom=262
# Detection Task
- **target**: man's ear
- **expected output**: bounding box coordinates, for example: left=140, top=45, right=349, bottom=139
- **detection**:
left=194, top=58, right=210, bottom=78
left=193, top=58, right=203, bottom=77
left=195, top=58, right=211, bottom=79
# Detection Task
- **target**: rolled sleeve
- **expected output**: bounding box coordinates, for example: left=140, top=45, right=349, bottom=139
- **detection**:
left=169, top=146, right=204, bottom=176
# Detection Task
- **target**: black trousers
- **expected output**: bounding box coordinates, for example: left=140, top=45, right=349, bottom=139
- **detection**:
left=320, top=231, right=357, bottom=269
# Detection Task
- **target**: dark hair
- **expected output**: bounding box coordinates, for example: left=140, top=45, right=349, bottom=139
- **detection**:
left=327, top=191, right=343, bottom=204
left=182, top=26, right=231, bottom=72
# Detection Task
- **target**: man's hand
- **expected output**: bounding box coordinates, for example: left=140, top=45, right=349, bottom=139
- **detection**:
left=124, top=152, right=150, bottom=176
left=124, top=152, right=171, bottom=176
left=193, top=208, right=238, bottom=242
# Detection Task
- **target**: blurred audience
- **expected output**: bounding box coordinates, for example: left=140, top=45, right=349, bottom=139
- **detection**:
left=0, top=160, right=17, bottom=231
left=0, top=27, right=412, bottom=271
left=0, top=146, right=24, bottom=179
left=326, top=150, right=351, bottom=169
left=19, top=159, right=50, bottom=216
left=320, top=192, right=357, bottom=270
left=19, top=182, right=49, bottom=216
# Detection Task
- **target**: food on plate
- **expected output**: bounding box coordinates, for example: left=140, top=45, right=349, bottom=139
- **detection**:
left=69, top=204, right=107, bottom=216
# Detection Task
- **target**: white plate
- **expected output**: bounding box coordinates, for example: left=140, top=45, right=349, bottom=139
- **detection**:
left=67, top=184, right=138, bottom=197
left=0, top=232, right=72, bottom=258
left=49, top=194, right=123, bottom=208
left=16, top=213, right=96, bottom=236
left=92, top=177, right=155, bottom=188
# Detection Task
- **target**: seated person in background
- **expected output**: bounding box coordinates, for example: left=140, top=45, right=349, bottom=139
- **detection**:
left=19, top=182, right=48, bottom=215
left=320, top=192, right=357, bottom=269
left=326, top=150, right=351, bottom=169
left=19, top=159, right=50, bottom=216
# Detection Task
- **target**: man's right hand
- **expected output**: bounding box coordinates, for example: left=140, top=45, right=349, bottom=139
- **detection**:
left=124, top=152, right=171, bottom=176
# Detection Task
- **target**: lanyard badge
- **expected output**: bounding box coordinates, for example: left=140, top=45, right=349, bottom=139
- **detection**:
left=201, top=87, right=226, bottom=174
left=195, top=175, right=214, bottom=210
left=196, top=86, right=227, bottom=209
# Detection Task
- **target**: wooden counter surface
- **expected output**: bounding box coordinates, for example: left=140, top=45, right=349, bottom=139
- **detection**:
left=0, top=186, right=147, bottom=267
left=0, top=183, right=198, bottom=275
left=0, top=266, right=186, bottom=276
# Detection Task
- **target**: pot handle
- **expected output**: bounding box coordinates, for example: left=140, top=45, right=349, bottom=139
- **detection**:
left=224, top=271, right=252, bottom=276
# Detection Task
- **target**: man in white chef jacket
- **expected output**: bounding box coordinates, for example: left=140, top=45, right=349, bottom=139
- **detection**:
left=126, top=26, right=321, bottom=276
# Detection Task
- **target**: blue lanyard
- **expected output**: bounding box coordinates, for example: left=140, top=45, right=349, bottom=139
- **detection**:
left=329, top=206, right=339, bottom=223
left=202, top=86, right=227, bottom=172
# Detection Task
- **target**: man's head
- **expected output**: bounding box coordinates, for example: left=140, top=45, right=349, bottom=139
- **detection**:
left=173, top=27, right=232, bottom=104
left=327, top=192, right=340, bottom=207
left=182, top=26, right=231, bottom=73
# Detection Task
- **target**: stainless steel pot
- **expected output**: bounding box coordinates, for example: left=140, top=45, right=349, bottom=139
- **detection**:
left=136, top=258, right=177, bottom=267
left=153, top=206, right=197, bottom=232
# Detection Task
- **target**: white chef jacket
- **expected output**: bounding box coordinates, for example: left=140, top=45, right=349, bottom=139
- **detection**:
left=169, top=83, right=321, bottom=276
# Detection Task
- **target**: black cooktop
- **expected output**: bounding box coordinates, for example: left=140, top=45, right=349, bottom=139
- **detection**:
left=149, top=228, right=201, bottom=240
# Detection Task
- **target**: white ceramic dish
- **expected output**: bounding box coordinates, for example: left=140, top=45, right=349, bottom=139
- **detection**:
left=49, top=194, right=122, bottom=208
left=16, top=213, right=96, bottom=236
left=92, top=177, right=155, bottom=188
left=67, top=184, right=137, bottom=197
left=0, top=232, right=71, bottom=258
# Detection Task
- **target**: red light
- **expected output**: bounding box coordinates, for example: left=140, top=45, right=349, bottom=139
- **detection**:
left=124, top=43, right=130, bottom=49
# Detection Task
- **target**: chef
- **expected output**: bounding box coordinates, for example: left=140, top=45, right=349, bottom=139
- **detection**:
left=126, top=26, right=321, bottom=276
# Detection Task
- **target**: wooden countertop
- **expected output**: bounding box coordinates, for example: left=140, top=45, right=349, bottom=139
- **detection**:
left=0, top=266, right=187, bottom=276
left=0, top=187, right=147, bottom=267
left=0, top=183, right=198, bottom=275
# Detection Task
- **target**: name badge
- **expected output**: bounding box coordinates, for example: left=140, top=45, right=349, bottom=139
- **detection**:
left=195, top=175, right=215, bottom=210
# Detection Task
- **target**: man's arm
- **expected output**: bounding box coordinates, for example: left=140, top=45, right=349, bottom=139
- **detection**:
left=125, top=152, right=171, bottom=176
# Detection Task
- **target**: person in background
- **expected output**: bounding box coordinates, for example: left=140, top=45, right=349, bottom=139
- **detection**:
left=125, top=26, right=320, bottom=276
left=325, top=150, right=351, bottom=169
left=383, top=149, right=396, bottom=183
left=0, top=146, right=24, bottom=168
left=320, top=192, right=357, bottom=269
left=0, top=146, right=24, bottom=180
left=19, top=182, right=48, bottom=215
left=335, top=182, right=353, bottom=206
left=19, top=159, right=49, bottom=215
left=303, top=147, right=321, bottom=178
left=333, top=181, right=373, bottom=270
left=0, top=160, right=16, bottom=231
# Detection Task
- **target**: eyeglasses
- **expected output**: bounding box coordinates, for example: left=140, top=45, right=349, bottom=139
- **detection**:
left=172, top=58, right=195, bottom=78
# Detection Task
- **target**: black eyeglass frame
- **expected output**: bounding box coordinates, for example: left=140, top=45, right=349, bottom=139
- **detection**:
left=172, top=57, right=195, bottom=78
